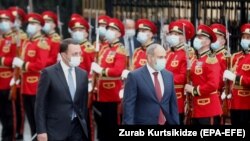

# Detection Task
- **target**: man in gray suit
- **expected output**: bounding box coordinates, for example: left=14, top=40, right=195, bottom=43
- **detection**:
left=123, top=43, right=179, bottom=125
left=35, top=38, right=89, bottom=141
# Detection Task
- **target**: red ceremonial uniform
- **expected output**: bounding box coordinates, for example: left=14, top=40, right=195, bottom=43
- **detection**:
left=45, top=32, right=60, bottom=66
left=0, top=32, right=16, bottom=89
left=230, top=24, right=250, bottom=110
left=21, top=13, right=50, bottom=95
left=165, top=20, right=195, bottom=113
left=97, top=41, right=127, bottom=102
left=69, top=17, right=95, bottom=75
left=190, top=50, right=222, bottom=117
left=190, top=25, right=222, bottom=118
left=42, top=11, right=61, bottom=66
left=132, top=19, right=156, bottom=70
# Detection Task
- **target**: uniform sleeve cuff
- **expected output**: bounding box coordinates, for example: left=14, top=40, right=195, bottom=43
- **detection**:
left=234, top=75, right=242, bottom=86
left=102, top=69, right=106, bottom=77
left=22, top=62, right=29, bottom=71
left=192, top=86, right=200, bottom=96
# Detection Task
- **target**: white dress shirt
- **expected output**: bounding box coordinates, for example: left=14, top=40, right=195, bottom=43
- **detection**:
left=146, top=63, right=164, bottom=96
left=60, top=60, right=76, bottom=90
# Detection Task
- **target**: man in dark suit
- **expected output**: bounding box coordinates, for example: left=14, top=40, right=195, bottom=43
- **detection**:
left=35, top=38, right=89, bottom=141
left=123, top=43, right=179, bottom=125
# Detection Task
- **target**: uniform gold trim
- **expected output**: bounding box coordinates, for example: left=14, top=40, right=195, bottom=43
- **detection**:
left=27, top=50, right=36, bottom=57
left=2, top=46, right=10, bottom=53
left=197, top=98, right=210, bottom=105
left=195, top=66, right=202, bottom=75
left=242, top=64, right=250, bottom=71
left=171, top=60, right=179, bottom=67
left=238, top=90, right=250, bottom=97
left=176, top=92, right=182, bottom=99
left=102, top=82, right=115, bottom=89
left=27, top=76, right=38, bottom=83
left=0, top=71, right=12, bottom=78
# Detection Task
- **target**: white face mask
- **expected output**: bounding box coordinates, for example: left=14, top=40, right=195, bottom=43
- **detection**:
left=26, top=24, right=37, bottom=37
left=193, top=38, right=203, bottom=50
left=240, top=39, right=250, bottom=50
left=0, top=21, right=11, bottom=33
left=154, top=58, right=166, bottom=71
left=105, top=29, right=116, bottom=43
left=137, top=32, right=148, bottom=44
left=72, top=31, right=85, bottom=43
left=98, top=26, right=107, bottom=37
left=211, top=40, right=220, bottom=50
left=69, top=56, right=81, bottom=67
left=125, top=29, right=135, bottom=38
left=42, top=23, right=51, bottom=34
left=166, top=35, right=180, bottom=47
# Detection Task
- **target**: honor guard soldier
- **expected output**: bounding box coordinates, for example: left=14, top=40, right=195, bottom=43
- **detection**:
left=165, top=19, right=195, bottom=124
left=94, top=15, right=110, bottom=57
left=42, top=11, right=61, bottom=66
left=0, top=10, right=16, bottom=141
left=91, top=18, right=127, bottom=141
left=9, top=6, right=27, bottom=140
left=223, top=23, right=250, bottom=125
left=68, top=17, right=95, bottom=75
left=132, top=19, right=157, bottom=70
left=12, top=13, right=50, bottom=136
left=9, top=6, right=28, bottom=42
left=185, top=25, right=222, bottom=125
left=210, top=24, right=228, bottom=94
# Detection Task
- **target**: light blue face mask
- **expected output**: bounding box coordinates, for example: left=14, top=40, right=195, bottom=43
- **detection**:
left=0, top=21, right=11, bottom=33
left=193, top=38, right=203, bottom=50
left=211, top=40, right=220, bottom=50
left=137, top=32, right=148, bottom=44
left=26, top=24, right=37, bottom=37
left=154, top=58, right=167, bottom=71
left=98, top=26, right=107, bottom=37
left=42, top=23, right=51, bottom=34
left=105, top=29, right=116, bottom=43
left=72, top=31, right=85, bottom=43
left=166, top=34, right=180, bottom=47
left=240, top=39, right=250, bottom=50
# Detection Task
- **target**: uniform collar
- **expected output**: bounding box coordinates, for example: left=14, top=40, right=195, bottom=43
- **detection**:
left=171, top=43, right=184, bottom=52
left=31, top=32, right=42, bottom=41
left=110, top=39, right=120, bottom=47
left=142, top=40, right=154, bottom=50
left=198, top=49, right=210, bottom=58
left=3, top=31, right=13, bottom=38
left=215, top=46, right=226, bottom=54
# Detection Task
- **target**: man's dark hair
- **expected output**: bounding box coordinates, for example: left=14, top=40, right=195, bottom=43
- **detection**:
left=60, top=38, right=78, bottom=53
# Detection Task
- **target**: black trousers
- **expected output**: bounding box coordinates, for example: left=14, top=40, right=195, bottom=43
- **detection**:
left=49, top=118, right=87, bottom=141
left=23, top=94, right=36, bottom=137
left=179, top=113, right=184, bottom=125
left=93, top=102, right=118, bottom=141
left=231, top=110, right=250, bottom=125
left=15, top=88, right=25, bottom=138
left=0, top=89, right=14, bottom=141
left=192, top=116, right=221, bottom=125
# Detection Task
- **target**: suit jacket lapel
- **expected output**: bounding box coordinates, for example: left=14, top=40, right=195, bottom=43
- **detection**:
left=56, top=63, right=72, bottom=101
left=141, top=66, right=158, bottom=101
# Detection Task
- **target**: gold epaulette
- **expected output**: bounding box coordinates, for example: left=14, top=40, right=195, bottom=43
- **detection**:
left=83, top=41, right=95, bottom=53
left=116, top=45, right=127, bottom=56
left=20, top=30, right=28, bottom=40
left=51, top=33, right=61, bottom=43
left=206, top=52, right=218, bottom=64
left=38, top=38, right=50, bottom=50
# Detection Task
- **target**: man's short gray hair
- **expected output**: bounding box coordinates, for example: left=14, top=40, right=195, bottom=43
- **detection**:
left=146, top=43, right=164, bottom=56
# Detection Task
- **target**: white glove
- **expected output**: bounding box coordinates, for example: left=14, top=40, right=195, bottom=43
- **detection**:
left=227, top=93, right=232, bottom=99
left=121, top=69, right=130, bottom=79
left=13, top=57, right=24, bottom=68
left=91, top=62, right=103, bottom=74
left=184, top=84, right=194, bottom=94
left=221, top=90, right=232, bottom=100
left=223, top=70, right=236, bottom=81
left=9, top=77, right=20, bottom=86
left=88, top=82, right=93, bottom=93
left=119, top=88, right=124, bottom=99
left=221, top=91, right=226, bottom=100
